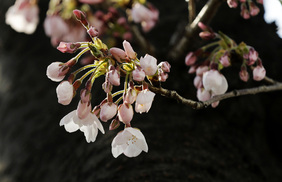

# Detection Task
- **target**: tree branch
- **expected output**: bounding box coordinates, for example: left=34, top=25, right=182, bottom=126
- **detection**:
left=148, top=80, right=282, bottom=109
left=188, top=0, right=196, bottom=23
left=168, top=0, right=224, bottom=60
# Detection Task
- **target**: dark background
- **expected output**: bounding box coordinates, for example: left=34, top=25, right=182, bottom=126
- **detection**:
left=1, top=0, right=282, bottom=181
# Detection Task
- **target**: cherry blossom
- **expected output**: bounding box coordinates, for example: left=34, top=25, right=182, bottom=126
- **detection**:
left=118, top=103, right=134, bottom=126
left=253, top=65, right=266, bottom=81
left=56, top=81, right=74, bottom=105
left=5, top=0, right=39, bottom=34
left=132, top=66, right=146, bottom=81
left=135, top=89, right=155, bottom=113
left=46, top=62, right=67, bottom=82
left=202, top=69, right=228, bottom=95
left=100, top=102, right=118, bottom=122
left=111, top=127, right=148, bottom=158
left=60, top=110, right=105, bottom=143
left=123, top=40, right=136, bottom=59
left=140, top=54, right=158, bottom=76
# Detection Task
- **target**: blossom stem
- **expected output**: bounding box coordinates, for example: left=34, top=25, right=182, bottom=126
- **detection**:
left=72, top=64, right=96, bottom=76
left=112, top=90, right=125, bottom=98
left=74, top=47, right=90, bottom=62
left=201, top=41, right=219, bottom=51
left=114, top=96, right=123, bottom=105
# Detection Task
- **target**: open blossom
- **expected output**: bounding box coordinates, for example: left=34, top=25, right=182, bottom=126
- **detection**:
left=60, top=110, right=105, bottom=143
left=135, top=89, right=155, bottom=113
left=132, top=66, right=146, bottom=81
left=131, top=3, right=159, bottom=32
left=56, top=81, right=74, bottom=105
left=253, top=65, right=266, bottom=81
left=140, top=54, right=158, bottom=76
left=111, top=127, right=148, bottom=158
left=5, top=0, right=39, bottom=34
left=100, top=102, right=118, bottom=122
left=202, top=70, right=228, bottom=95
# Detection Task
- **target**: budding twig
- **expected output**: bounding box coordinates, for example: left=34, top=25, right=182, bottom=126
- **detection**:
left=148, top=79, right=282, bottom=109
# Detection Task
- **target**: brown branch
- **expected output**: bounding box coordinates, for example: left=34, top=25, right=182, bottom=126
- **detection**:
left=188, top=0, right=196, bottom=23
left=148, top=81, right=282, bottom=110
left=168, top=0, right=224, bottom=60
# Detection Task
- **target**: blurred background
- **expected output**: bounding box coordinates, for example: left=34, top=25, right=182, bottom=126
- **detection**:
left=0, top=0, right=282, bottom=181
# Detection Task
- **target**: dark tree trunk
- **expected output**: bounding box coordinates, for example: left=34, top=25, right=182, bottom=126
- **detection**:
left=1, top=0, right=282, bottom=181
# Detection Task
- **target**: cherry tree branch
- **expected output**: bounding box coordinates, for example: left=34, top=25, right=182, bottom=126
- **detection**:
left=148, top=79, right=282, bottom=109
left=188, top=0, right=196, bottom=23
left=168, top=0, right=224, bottom=60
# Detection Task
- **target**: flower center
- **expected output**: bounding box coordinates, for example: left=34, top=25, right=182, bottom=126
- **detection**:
left=127, top=134, right=137, bottom=145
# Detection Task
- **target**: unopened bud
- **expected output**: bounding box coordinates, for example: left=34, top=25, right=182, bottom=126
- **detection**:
left=57, top=42, right=81, bottom=53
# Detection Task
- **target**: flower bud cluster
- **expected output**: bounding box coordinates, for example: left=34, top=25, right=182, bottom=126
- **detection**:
left=185, top=22, right=266, bottom=107
left=46, top=10, right=170, bottom=158
left=226, top=0, right=262, bottom=19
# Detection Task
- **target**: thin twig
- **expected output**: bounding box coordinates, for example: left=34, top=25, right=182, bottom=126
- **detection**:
left=188, top=0, right=196, bottom=24
left=148, top=81, right=282, bottom=110
left=168, top=0, right=224, bottom=60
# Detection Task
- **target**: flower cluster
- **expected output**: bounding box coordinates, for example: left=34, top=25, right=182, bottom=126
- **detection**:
left=46, top=10, right=170, bottom=158
left=185, top=22, right=266, bottom=107
left=6, top=0, right=159, bottom=47
left=226, top=0, right=263, bottom=19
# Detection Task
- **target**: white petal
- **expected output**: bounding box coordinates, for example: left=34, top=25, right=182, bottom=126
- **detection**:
left=123, top=143, right=142, bottom=157
left=80, top=125, right=98, bottom=143
left=64, top=121, right=80, bottom=133
left=111, top=144, right=124, bottom=158
left=135, top=138, right=148, bottom=152
left=125, top=127, right=145, bottom=140
left=59, top=110, right=76, bottom=126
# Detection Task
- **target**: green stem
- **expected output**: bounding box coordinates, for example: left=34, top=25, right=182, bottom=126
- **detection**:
left=112, top=90, right=125, bottom=97
left=74, top=47, right=90, bottom=62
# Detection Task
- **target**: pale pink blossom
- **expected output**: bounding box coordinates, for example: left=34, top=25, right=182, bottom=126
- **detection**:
left=135, top=89, right=155, bottom=113
left=159, top=61, right=171, bottom=73
left=202, top=70, right=228, bottom=95
left=124, top=87, right=138, bottom=104
left=111, top=127, right=148, bottom=158
left=46, top=62, right=68, bottom=82
left=196, top=66, right=209, bottom=76
left=60, top=110, right=104, bottom=143
left=193, top=75, right=203, bottom=89
left=197, top=88, right=211, bottom=101
left=123, top=40, right=136, bottom=59
left=44, top=15, right=86, bottom=46
left=132, top=67, right=146, bottom=81
left=108, top=66, right=120, bottom=86
left=227, top=0, right=238, bottom=8
left=158, top=72, right=168, bottom=82
left=56, top=81, right=74, bottom=105
left=5, top=0, right=39, bottom=34
left=77, top=101, right=92, bottom=119
left=118, top=103, right=134, bottom=126
left=131, top=3, right=159, bottom=32
left=140, top=54, right=158, bottom=76
left=100, top=102, right=118, bottom=122
left=185, top=52, right=197, bottom=66
left=249, top=2, right=260, bottom=16
left=239, top=68, right=249, bottom=82
left=219, top=54, right=231, bottom=67
left=110, top=47, right=127, bottom=62
left=253, top=66, right=266, bottom=81
left=248, top=47, right=258, bottom=64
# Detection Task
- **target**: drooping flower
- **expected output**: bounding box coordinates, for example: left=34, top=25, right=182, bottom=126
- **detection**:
left=60, top=110, right=105, bottom=143
left=135, top=89, right=155, bottom=113
left=253, top=65, right=266, bottom=81
left=100, top=102, right=118, bottom=122
left=5, top=0, right=39, bottom=34
left=140, top=54, right=158, bottom=76
left=111, top=127, right=148, bottom=158
left=202, top=69, right=228, bottom=95
left=46, top=62, right=68, bottom=82
left=107, top=66, right=120, bottom=86
left=118, top=103, right=134, bottom=126
left=56, top=81, right=74, bottom=105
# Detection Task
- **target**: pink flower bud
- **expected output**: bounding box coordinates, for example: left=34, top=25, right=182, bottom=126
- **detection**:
left=185, top=52, right=197, bottom=66
left=140, top=54, right=158, bottom=76
left=219, top=54, right=230, bottom=67
left=239, top=68, right=249, bottom=82
left=248, top=47, right=258, bottom=64
left=124, top=87, right=138, bottom=104
left=198, top=22, right=208, bottom=31
left=100, top=102, right=118, bottom=122
left=87, top=26, right=99, bottom=37
left=199, top=31, right=216, bottom=40
left=240, top=4, right=250, bottom=19
left=108, top=66, right=120, bottom=86
left=109, top=117, right=120, bottom=130
left=211, top=101, right=220, bottom=108
left=197, top=88, right=211, bottom=101
left=159, top=72, right=168, bottom=82
left=202, top=70, right=228, bottom=95
left=253, top=65, right=266, bottom=81
left=188, top=66, right=196, bottom=74
left=227, top=0, right=238, bottom=8
left=132, top=66, right=146, bottom=81
left=123, top=40, right=136, bottom=59
left=77, top=101, right=92, bottom=119
left=57, top=42, right=81, bottom=53
left=110, top=47, right=127, bottom=62
left=73, top=9, right=88, bottom=27
left=102, top=81, right=112, bottom=93
left=159, top=61, right=171, bottom=73
left=118, top=103, right=134, bottom=125
left=56, top=81, right=74, bottom=105
left=46, top=62, right=68, bottom=82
